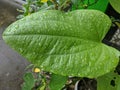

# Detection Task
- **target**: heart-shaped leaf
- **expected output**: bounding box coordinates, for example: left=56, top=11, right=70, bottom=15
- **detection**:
left=2, top=10, right=120, bottom=78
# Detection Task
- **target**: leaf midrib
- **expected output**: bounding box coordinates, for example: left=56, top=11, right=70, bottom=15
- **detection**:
left=4, top=33, right=101, bottom=43
left=5, top=18, right=101, bottom=41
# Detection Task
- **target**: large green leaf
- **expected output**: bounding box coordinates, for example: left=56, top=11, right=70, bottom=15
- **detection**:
left=97, top=72, right=120, bottom=90
left=109, top=0, right=120, bottom=14
left=2, top=10, right=120, bottom=78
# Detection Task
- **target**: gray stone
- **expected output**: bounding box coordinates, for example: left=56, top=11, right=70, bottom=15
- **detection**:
left=0, top=0, right=29, bottom=90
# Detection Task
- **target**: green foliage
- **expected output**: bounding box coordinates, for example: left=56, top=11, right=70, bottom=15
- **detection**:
left=71, top=0, right=79, bottom=5
left=71, top=0, right=109, bottom=12
left=37, top=78, right=46, bottom=90
left=17, top=0, right=72, bottom=18
left=17, top=0, right=53, bottom=18
left=21, top=66, right=46, bottom=90
left=18, top=0, right=120, bottom=19
left=2, top=0, right=120, bottom=89
left=49, top=74, right=68, bottom=90
left=22, top=72, right=35, bottom=90
left=3, top=10, right=120, bottom=78
left=97, top=72, right=120, bottom=90
left=109, top=0, right=120, bottom=14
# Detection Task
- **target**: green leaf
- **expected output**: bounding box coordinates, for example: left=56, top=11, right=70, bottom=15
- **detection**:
left=58, top=0, right=65, bottom=4
left=49, top=74, right=68, bottom=90
left=97, top=72, right=120, bottom=90
left=22, top=72, right=35, bottom=90
left=109, top=0, right=120, bottom=14
left=72, top=0, right=109, bottom=12
left=37, top=79, right=46, bottom=90
left=71, top=0, right=79, bottom=5
left=2, top=10, right=120, bottom=78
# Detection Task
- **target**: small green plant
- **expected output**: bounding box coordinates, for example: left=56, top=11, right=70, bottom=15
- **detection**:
left=17, top=0, right=108, bottom=19
left=22, top=65, right=47, bottom=90
left=2, top=0, right=120, bottom=90
left=22, top=72, right=36, bottom=90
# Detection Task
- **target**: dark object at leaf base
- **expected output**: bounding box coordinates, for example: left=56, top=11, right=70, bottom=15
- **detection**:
left=75, top=78, right=97, bottom=90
